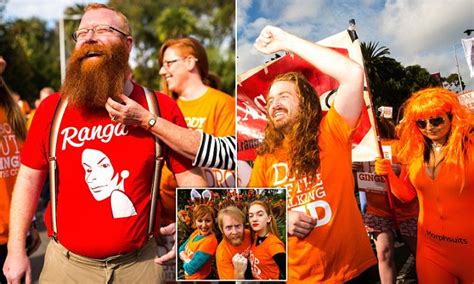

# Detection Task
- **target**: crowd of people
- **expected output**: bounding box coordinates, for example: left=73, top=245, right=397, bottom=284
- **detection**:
left=0, top=2, right=472, bottom=284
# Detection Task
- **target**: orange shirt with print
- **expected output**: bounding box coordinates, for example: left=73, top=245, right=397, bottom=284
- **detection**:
left=365, top=139, right=419, bottom=220
left=215, top=229, right=251, bottom=279
left=183, top=229, right=218, bottom=280
left=249, top=107, right=376, bottom=283
left=160, top=87, right=236, bottom=224
left=249, top=233, right=285, bottom=280
left=0, top=107, right=23, bottom=244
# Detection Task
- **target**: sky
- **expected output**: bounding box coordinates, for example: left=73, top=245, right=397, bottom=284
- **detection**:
left=3, top=0, right=107, bottom=22
left=237, top=0, right=474, bottom=91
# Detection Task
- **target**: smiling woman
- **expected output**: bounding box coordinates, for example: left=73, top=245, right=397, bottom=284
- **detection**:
left=178, top=204, right=218, bottom=280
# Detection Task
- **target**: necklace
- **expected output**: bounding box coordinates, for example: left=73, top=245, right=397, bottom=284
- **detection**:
left=432, top=143, right=443, bottom=152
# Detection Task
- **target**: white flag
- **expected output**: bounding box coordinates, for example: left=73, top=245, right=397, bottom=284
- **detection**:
left=461, top=38, right=474, bottom=78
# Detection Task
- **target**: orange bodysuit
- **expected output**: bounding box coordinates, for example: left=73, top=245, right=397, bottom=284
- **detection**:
left=402, top=154, right=474, bottom=283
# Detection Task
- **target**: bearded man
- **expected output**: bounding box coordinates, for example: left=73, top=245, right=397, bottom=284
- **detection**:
left=248, top=26, right=376, bottom=283
left=3, top=3, right=206, bottom=283
left=215, top=206, right=252, bottom=280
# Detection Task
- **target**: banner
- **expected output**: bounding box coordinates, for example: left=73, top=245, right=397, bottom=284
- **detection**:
left=237, top=30, right=379, bottom=163
left=461, top=37, right=474, bottom=78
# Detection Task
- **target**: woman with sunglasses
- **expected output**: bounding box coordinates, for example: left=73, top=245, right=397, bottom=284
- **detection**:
left=375, top=87, right=474, bottom=283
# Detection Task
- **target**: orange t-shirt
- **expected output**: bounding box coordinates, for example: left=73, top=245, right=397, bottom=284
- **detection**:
left=249, top=107, right=376, bottom=283
left=215, top=229, right=251, bottom=279
left=365, top=140, right=419, bottom=220
left=0, top=107, right=23, bottom=244
left=249, top=233, right=285, bottom=280
left=160, top=87, right=236, bottom=224
left=183, top=229, right=218, bottom=280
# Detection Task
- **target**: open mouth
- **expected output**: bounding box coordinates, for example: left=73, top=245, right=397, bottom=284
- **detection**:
left=85, top=51, right=102, bottom=58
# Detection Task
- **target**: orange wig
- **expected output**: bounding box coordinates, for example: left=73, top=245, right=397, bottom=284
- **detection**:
left=396, top=87, right=473, bottom=188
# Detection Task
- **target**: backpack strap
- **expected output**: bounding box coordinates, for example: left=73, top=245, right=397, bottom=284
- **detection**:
left=143, top=87, right=165, bottom=238
left=48, top=96, right=68, bottom=240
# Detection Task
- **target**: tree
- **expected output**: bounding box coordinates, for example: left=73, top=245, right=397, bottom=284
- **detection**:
left=0, top=18, right=59, bottom=104
left=108, top=0, right=235, bottom=95
left=361, top=41, right=407, bottom=115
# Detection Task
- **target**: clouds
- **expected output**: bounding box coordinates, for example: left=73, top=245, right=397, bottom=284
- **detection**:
left=379, top=0, right=472, bottom=54
left=237, top=0, right=473, bottom=89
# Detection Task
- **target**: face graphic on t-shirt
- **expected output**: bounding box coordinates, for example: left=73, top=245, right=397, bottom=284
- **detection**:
left=81, top=149, right=137, bottom=218
left=82, top=148, right=121, bottom=201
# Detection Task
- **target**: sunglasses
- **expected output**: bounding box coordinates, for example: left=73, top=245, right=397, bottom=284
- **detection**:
left=415, top=116, right=446, bottom=129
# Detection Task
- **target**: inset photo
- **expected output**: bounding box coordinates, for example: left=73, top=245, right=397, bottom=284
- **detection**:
left=176, top=188, right=287, bottom=281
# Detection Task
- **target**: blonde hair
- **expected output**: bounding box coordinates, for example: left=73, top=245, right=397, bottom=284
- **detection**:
left=397, top=87, right=473, bottom=190
left=217, top=206, right=245, bottom=232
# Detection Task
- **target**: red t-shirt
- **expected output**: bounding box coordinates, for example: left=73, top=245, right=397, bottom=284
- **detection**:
left=22, top=82, right=192, bottom=258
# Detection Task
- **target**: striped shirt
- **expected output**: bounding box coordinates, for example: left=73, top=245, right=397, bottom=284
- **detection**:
left=193, top=133, right=236, bottom=170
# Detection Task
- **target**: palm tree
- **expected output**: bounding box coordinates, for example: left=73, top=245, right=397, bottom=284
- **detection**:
left=361, top=41, right=391, bottom=88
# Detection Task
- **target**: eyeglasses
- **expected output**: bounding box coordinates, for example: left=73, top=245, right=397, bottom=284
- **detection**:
left=161, top=59, right=182, bottom=69
left=72, top=24, right=128, bottom=42
left=415, top=116, right=446, bottom=129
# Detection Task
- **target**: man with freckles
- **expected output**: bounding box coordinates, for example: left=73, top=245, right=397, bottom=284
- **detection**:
left=215, top=206, right=252, bottom=280
left=3, top=3, right=206, bottom=283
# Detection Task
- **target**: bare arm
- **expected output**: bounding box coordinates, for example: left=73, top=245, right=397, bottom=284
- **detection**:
left=254, top=25, right=364, bottom=127
left=106, top=94, right=236, bottom=170
left=174, top=167, right=207, bottom=187
left=106, top=94, right=201, bottom=160
left=3, top=165, right=47, bottom=284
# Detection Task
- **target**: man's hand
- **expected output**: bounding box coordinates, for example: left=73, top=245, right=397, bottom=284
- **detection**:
left=154, top=223, right=176, bottom=265
left=288, top=211, right=317, bottom=239
left=105, top=93, right=150, bottom=127
left=232, top=253, right=248, bottom=280
left=254, top=25, right=292, bottom=55
left=3, top=250, right=32, bottom=284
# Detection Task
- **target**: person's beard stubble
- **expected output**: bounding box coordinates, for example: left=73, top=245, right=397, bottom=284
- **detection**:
left=61, top=40, right=129, bottom=110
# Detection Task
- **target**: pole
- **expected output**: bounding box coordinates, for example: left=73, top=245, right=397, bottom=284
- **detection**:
left=453, top=45, right=464, bottom=92
left=59, top=15, right=82, bottom=83
left=59, top=17, right=66, bottom=83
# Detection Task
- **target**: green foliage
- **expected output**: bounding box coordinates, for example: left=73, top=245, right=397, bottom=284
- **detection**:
left=109, top=0, right=235, bottom=96
left=0, top=19, right=59, bottom=104
left=361, top=41, right=446, bottom=120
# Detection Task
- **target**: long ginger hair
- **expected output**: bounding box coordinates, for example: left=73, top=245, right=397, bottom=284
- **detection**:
left=257, top=72, right=323, bottom=180
left=0, top=77, right=27, bottom=142
left=396, top=87, right=473, bottom=189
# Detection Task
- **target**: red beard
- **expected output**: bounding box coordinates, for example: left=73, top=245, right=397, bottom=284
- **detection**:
left=60, top=41, right=129, bottom=109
